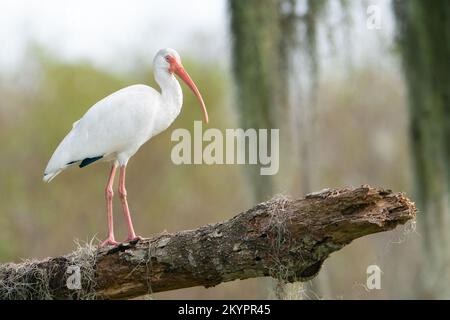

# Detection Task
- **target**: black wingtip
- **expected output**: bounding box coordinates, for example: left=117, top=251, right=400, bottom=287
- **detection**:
left=79, top=156, right=103, bottom=168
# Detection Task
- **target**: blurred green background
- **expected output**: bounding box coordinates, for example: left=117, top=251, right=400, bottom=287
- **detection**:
left=1, top=0, right=448, bottom=299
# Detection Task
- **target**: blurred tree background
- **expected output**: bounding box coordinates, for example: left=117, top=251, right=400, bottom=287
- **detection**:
left=393, top=0, right=450, bottom=298
left=0, top=0, right=447, bottom=299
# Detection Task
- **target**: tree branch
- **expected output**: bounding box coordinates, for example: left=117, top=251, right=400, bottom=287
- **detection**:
left=0, top=186, right=416, bottom=300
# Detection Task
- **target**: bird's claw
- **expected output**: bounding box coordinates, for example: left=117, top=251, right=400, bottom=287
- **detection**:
left=98, top=235, right=141, bottom=248
left=99, top=237, right=120, bottom=247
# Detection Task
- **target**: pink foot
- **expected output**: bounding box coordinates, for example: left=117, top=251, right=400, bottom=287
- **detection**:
left=99, top=237, right=120, bottom=247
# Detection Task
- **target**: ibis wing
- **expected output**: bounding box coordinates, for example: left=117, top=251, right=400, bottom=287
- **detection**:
left=43, top=84, right=160, bottom=182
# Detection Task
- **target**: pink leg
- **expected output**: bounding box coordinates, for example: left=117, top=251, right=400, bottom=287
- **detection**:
left=99, top=164, right=119, bottom=247
left=118, top=165, right=141, bottom=242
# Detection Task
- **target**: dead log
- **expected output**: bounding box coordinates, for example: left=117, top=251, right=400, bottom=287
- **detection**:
left=0, top=186, right=416, bottom=299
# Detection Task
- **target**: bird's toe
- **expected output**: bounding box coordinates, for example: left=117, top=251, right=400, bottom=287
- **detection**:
left=99, top=238, right=120, bottom=248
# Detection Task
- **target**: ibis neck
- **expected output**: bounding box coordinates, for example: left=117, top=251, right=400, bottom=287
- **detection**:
left=154, top=68, right=183, bottom=119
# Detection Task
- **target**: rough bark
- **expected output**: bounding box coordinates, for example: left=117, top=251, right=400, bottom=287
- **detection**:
left=0, top=186, right=416, bottom=300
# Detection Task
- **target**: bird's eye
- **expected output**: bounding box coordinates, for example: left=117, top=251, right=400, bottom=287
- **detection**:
left=165, top=56, right=171, bottom=62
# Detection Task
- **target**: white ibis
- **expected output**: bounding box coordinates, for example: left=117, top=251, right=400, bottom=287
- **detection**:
left=43, top=48, right=209, bottom=247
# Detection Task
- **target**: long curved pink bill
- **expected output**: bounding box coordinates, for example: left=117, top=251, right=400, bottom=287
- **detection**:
left=174, top=64, right=209, bottom=124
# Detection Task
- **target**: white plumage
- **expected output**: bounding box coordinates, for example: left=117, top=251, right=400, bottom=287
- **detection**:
left=44, top=84, right=166, bottom=182
left=43, top=48, right=208, bottom=246
left=43, top=48, right=207, bottom=182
